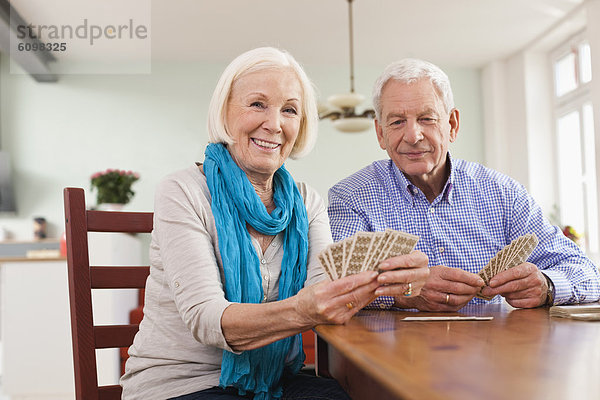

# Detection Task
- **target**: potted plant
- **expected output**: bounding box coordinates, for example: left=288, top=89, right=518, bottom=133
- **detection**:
left=562, top=225, right=582, bottom=246
left=90, top=169, right=140, bottom=210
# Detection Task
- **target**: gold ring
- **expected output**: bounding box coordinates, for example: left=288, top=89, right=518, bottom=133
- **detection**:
left=403, top=282, right=412, bottom=297
left=346, top=302, right=354, bottom=310
left=445, top=294, right=450, bottom=304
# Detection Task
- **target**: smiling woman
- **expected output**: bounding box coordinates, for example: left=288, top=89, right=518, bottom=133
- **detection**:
left=207, top=48, right=318, bottom=160
left=225, top=68, right=302, bottom=185
left=118, top=47, right=389, bottom=400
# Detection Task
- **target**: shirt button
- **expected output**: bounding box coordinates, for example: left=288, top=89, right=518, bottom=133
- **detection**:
left=263, top=295, right=267, bottom=302
left=379, top=303, right=387, bottom=309
left=263, top=275, right=268, bottom=281
left=261, top=259, right=266, bottom=264
left=174, top=281, right=180, bottom=288
left=439, top=247, right=444, bottom=253
left=430, top=208, right=435, bottom=213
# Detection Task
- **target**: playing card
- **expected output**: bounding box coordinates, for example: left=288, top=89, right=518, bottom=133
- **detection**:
left=341, top=236, right=354, bottom=277
left=489, top=256, right=498, bottom=280
left=367, top=230, right=393, bottom=267
left=341, top=238, right=348, bottom=274
left=501, top=236, right=525, bottom=272
left=317, top=230, right=421, bottom=280
left=493, top=244, right=507, bottom=276
left=503, top=234, right=538, bottom=270
left=318, top=251, right=335, bottom=281
left=494, top=243, right=506, bottom=276
left=374, top=229, right=398, bottom=263
left=345, top=232, right=374, bottom=275
left=361, top=231, right=386, bottom=272
left=326, top=248, right=337, bottom=278
left=402, top=316, right=494, bottom=321
left=478, top=263, right=489, bottom=285
left=384, top=230, right=419, bottom=259
left=328, top=241, right=346, bottom=278
left=479, top=239, right=513, bottom=285
left=476, top=233, right=539, bottom=300
left=477, top=238, right=517, bottom=298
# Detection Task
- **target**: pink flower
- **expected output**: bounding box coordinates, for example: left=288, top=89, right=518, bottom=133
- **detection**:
left=90, top=172, right=102, bottom=179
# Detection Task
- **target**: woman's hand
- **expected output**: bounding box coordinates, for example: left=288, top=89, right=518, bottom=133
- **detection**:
left=375, top=251, right=429, bottom=301
left=296, top=271, right=380, bottom=325
left=222, top=252, right=427, bottom=350
left=222, top=274, right=377, bottom=351
left=295, top=251, right=429, bottom=325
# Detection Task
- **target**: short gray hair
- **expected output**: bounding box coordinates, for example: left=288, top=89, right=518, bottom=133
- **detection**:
left=207, top=47, right=318, bottom=159
left=372, top=58, right=455, bottom=121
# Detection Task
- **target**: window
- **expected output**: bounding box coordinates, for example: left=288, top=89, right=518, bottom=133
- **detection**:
left=552, top=34, right=596, bottom=253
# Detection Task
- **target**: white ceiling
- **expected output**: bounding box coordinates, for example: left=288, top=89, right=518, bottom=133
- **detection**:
left=10, top=0, right=585, bottom=68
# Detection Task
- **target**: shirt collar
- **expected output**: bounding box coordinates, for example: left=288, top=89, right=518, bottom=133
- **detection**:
left=391, top=163, right=418, bottom=204
left=443, top=154, right=455, bottom=205
left=391, top=152, right=455, bottom=205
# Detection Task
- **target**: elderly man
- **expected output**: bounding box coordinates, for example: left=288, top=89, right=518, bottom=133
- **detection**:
left=328, top=58, right=600, bottom=312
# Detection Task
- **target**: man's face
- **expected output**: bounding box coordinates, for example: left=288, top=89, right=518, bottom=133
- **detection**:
left=375, top=78, right=459, bottom=186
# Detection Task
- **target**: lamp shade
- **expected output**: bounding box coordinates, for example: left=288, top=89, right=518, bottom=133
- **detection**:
left=332, top=117, right=373, bottom=133
left=327, top=92, right=365, bottom=109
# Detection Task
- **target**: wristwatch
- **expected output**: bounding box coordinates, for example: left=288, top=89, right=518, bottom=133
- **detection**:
left=544, top=274, right=555, bottom=306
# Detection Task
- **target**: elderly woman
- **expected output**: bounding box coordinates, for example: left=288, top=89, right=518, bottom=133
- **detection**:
left=121, top=47, right=429, bottom=400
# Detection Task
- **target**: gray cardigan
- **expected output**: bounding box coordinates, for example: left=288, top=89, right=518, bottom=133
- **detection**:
left=121, top=164, right=331, bottom=399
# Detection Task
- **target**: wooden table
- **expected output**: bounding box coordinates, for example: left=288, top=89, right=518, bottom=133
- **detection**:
left=314, top=303, right=600, bottom=400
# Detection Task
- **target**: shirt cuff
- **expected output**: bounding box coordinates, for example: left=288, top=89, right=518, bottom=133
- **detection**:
left=364, top=296, right=395, bottom=310
left=541, top=269, right=569, bottom=305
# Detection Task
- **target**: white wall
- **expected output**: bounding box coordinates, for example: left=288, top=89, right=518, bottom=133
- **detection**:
left=0, top=56, right=483, bottom=241
left=480, top=2, right=600, bottom=216
left=588, top=0, right=600, bottom=224
left=481, top=51, right=555, bottom=213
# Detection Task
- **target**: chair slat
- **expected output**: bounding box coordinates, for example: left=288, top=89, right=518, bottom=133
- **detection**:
left=64, top=188, right=100, bottom=400
left=98, top=385, right=122, bottom=400
left=90, top=266, right=150, bottom=289
left=64, top=187, right=154, bottom=400
left=95, top=325, right=140, bottom=348
left=87, top=210, right=153, bottom=233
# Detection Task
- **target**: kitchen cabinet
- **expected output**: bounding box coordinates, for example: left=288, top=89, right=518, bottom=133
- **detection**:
left=0, top=233, right=142, bottom=399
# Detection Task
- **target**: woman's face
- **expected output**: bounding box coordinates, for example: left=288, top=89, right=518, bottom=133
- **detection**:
left=225, top=67, right=302, bottom=182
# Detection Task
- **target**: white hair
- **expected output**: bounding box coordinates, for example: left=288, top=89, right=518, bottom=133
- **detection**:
left=372, top=58, right=455, bottom=121
left=207, top=47, right=318, bottom=159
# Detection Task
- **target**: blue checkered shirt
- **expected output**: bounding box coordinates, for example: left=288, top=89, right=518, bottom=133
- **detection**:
left=328, top=155, right=600, bottom=309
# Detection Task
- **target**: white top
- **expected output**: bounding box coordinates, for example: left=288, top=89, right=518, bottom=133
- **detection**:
left=121, top=164, right=331, bottom=399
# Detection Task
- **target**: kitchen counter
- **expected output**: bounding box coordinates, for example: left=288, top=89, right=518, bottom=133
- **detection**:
left=0, top=256, right=65, bottom=262
left=0, top=239, right=61, bottom=260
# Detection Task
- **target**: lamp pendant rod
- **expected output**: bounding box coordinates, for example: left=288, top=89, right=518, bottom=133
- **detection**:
left=347, top=0, right=355, bottom=94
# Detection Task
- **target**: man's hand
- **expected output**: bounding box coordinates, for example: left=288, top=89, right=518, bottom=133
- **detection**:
left=397, top=265, right=485, bottom=311
left=480, top=262, right=547, bottom=308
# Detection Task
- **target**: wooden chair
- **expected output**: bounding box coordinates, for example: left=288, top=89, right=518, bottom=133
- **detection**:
left=63, top=187, right=153, bottom=400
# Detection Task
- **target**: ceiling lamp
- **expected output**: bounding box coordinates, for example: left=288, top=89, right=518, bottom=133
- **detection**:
left=319, top=0, right=375, bottom=133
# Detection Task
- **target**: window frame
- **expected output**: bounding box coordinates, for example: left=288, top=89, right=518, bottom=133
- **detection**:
left=550, top=30, right=596, bottom=252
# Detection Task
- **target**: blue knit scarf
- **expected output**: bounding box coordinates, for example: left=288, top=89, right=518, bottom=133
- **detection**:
left=204, top=143, right=308, bottom=400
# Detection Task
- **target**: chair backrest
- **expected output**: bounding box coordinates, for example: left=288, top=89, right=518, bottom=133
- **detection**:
left=63, top=187, right=153, bottom=400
